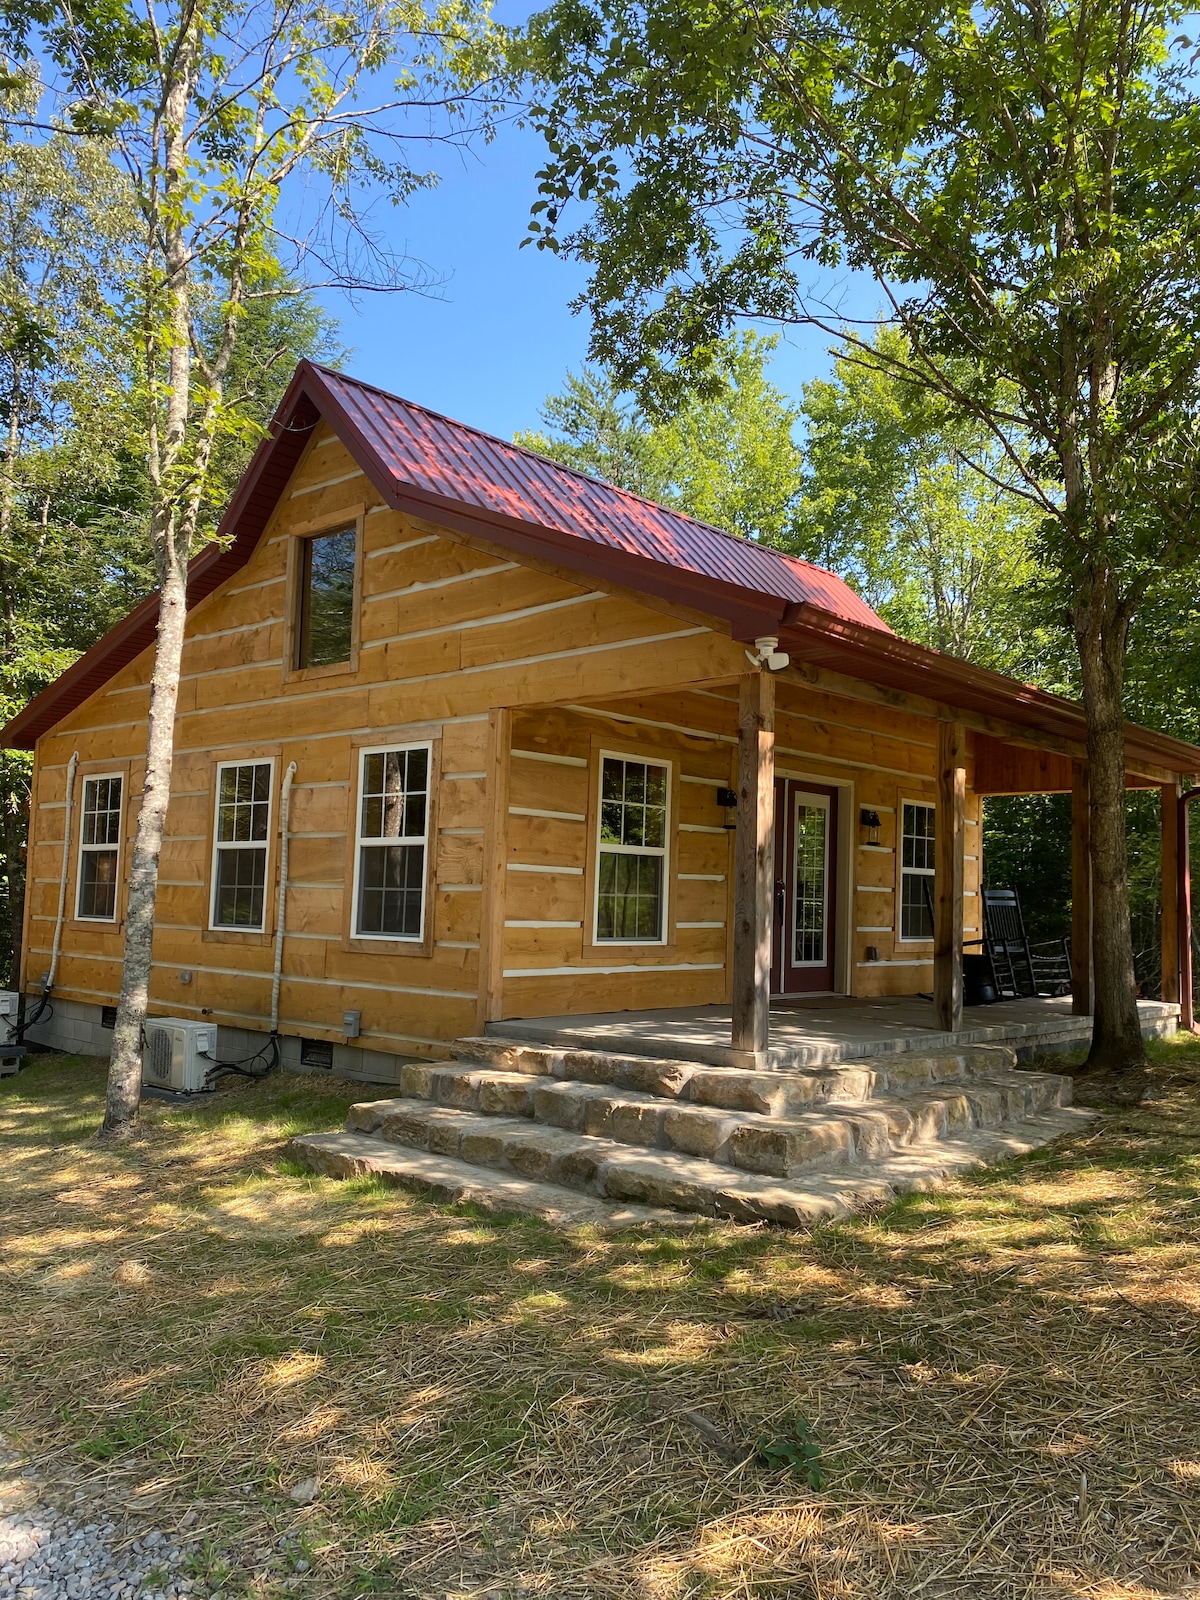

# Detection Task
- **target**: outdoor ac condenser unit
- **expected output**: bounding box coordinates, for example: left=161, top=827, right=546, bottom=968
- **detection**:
left=141, top=1017, right=217, bottom=1093
left=0, top=991, right=19, bottom=1020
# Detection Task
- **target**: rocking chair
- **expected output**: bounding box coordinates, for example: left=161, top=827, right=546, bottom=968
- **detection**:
left=920, top=882, right=1073, bottom=1002
left=974, top=888, right=1072, bottom=999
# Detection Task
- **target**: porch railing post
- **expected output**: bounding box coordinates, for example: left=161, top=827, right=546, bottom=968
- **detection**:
left=1070, top=761, right=1093, bottom=1015
left=732, top=669, right=775, bottom=1058
left=934, top=720, right=965, bottom=1032
left=1179, top=790, right=1195, bottom=1032
left=1161, top=783, right=1182, bottom=1007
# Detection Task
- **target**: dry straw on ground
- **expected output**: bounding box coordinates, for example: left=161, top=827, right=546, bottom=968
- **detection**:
left=2, top=1048, right=1199, bottom=1599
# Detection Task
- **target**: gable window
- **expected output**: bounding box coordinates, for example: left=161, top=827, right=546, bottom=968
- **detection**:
left=595, top=754, right=669, bottom=943
left=77, top=775, right=123, bottom=920
left=900, top=800, right=936, bottom=940
left=211, top=761, right=273, bottom=930
left=296, top=526, right=357, bottom=669
left=354, top=744, right=430, bottom=940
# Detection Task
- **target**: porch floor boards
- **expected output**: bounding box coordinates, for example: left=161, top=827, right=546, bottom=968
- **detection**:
left=484, top=994, right=1180, bottom=1070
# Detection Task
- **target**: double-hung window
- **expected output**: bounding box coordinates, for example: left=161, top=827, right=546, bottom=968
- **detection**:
left=77, top=775, right=123, bottom=920
left=900, top=800, right=936, bottom=940
left=354, top=744, right=430, bottom=940
left=211, top=761, right=273, bottom=930
left=595, top=754, right=670, bottom=943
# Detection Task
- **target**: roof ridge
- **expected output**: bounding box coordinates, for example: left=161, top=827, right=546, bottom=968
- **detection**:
left=306, top=361, right=839, bottom=588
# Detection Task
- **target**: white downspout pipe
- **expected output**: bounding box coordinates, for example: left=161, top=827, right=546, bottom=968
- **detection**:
left=270, top=761, right=297, bottom=1033
left=47, top=751, right=79, bottom=991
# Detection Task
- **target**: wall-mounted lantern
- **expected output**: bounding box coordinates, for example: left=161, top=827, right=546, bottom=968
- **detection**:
left=717, top=786, right=738, bottom=830
left=860, top=808, right=882, bottom=846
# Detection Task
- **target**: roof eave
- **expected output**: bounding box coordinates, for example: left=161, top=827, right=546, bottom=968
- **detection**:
left=781, top=604, right=1198, bottom=777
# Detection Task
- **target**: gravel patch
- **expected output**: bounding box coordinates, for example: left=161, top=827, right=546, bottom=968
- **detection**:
left=0, top=1438, right=304, bottom=1600
left=0, top=1495, right=204, bottom=1600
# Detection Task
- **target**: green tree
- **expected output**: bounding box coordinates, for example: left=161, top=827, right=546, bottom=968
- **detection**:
left=0, top=67, right=344, bottom=990
left=0, top=78, right=136, bottom=985
left=795, top=331, right=1064, bottom=681
left=522, top=0, right=1200, bottom=1080
left=520, top=332, right=804, bottom=544
left=5, top=0, right=505, bottom=1134
left=520, top=365, right=668, bottom=497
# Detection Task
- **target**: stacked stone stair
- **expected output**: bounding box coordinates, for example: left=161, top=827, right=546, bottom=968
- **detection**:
left=288, top=1033, right=1095, bottom=1228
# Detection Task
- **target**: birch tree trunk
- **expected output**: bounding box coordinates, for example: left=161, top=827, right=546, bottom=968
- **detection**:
left=101, top=37, right=198, bottom=1136
left=102, top=543, right=188, bottom=1130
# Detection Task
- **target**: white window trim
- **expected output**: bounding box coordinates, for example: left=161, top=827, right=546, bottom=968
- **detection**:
left=897, top=796, right=936, bottom=944
left=76, top=772, right=123, bottom=922
left=592, top=749, right=672, bottom=947
left=352, top=740, right=433, bottom=943
left=209, top=758, right=276, bottom=932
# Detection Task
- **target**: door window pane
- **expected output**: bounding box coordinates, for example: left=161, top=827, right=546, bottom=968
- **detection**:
left=297, top=527, right=356, bottom=668
left=792, top=799, right=829, bottom=964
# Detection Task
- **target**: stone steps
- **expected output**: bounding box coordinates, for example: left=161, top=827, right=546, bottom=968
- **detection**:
left=288, top=1107, right=1095, bottom=1227
left=451, top=1035, right=1037, bottom=1106
left=286, top=1033, right=1096, bottom=1229
left=379, top=1064, right=1068, bottom=1174
left=286, top=1131, right=696, bottom=1229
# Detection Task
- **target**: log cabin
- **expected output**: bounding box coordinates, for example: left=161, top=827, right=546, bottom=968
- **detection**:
left=7, top=359, right=1200, bottom=1094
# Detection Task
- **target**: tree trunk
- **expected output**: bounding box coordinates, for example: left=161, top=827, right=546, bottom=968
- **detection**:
left=102, top=551, right=188, bottom=1133
left=1075, top=573, right=1146, bottom=1075
left=100, top=29, right=200, bottom=1137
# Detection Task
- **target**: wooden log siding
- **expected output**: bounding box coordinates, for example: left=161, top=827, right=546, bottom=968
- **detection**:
left=26, top=422, right=996, bottom=1052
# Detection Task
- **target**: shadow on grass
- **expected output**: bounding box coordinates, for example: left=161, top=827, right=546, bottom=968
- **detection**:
left=2, top=1043, right=1200, bottom=1597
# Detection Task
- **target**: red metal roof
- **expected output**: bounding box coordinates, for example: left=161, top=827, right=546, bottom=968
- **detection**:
left=313, top=365, right=888, bottom=633
left=5, top=359, right=1200, bottom=782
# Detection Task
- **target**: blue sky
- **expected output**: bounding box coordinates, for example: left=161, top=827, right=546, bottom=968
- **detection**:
left=322, top=115, right=884, bottom=442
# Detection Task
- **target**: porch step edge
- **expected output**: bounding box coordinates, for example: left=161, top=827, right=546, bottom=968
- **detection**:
left=479, top=1002, right=1177, bottom=1068
left=288, top=1104, right=1100, bottom=1229
left=285, top=1131, right=696, bottom=1230
left=386, top=1067, right=1070, bottom=1173
left=450, top=1036, right=1024, bottom=1102
left=339, top=1093, right=1094, bottom=1210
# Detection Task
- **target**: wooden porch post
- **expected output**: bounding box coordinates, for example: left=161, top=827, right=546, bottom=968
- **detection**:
left=934, top=721, right=965, bottom=1032
left=1070, top=761, right=1092, bottom=1015
left=477, top=706, right=512, bottom=1031
left=1178, top=791, right=1194, bottom=1031
left=1161, top=784, right=1181, bottom=1006
left=732, top=669, right=775, bottom=1058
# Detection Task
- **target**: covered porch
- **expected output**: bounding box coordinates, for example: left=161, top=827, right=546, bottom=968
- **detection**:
left=479, top=632, right=1199, bottom=1069
left=485, top=993, right=1180, bottom=1071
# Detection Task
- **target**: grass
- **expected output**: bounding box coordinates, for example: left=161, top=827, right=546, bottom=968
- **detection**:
left=2, top=1045, right=1200, bottom=1599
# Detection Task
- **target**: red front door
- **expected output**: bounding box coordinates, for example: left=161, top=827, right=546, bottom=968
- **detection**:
left=771, top=778, right=839, bottom=994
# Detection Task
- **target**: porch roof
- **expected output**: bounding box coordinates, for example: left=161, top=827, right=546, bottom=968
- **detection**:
left=6, top=361, right=1200, bottom=784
